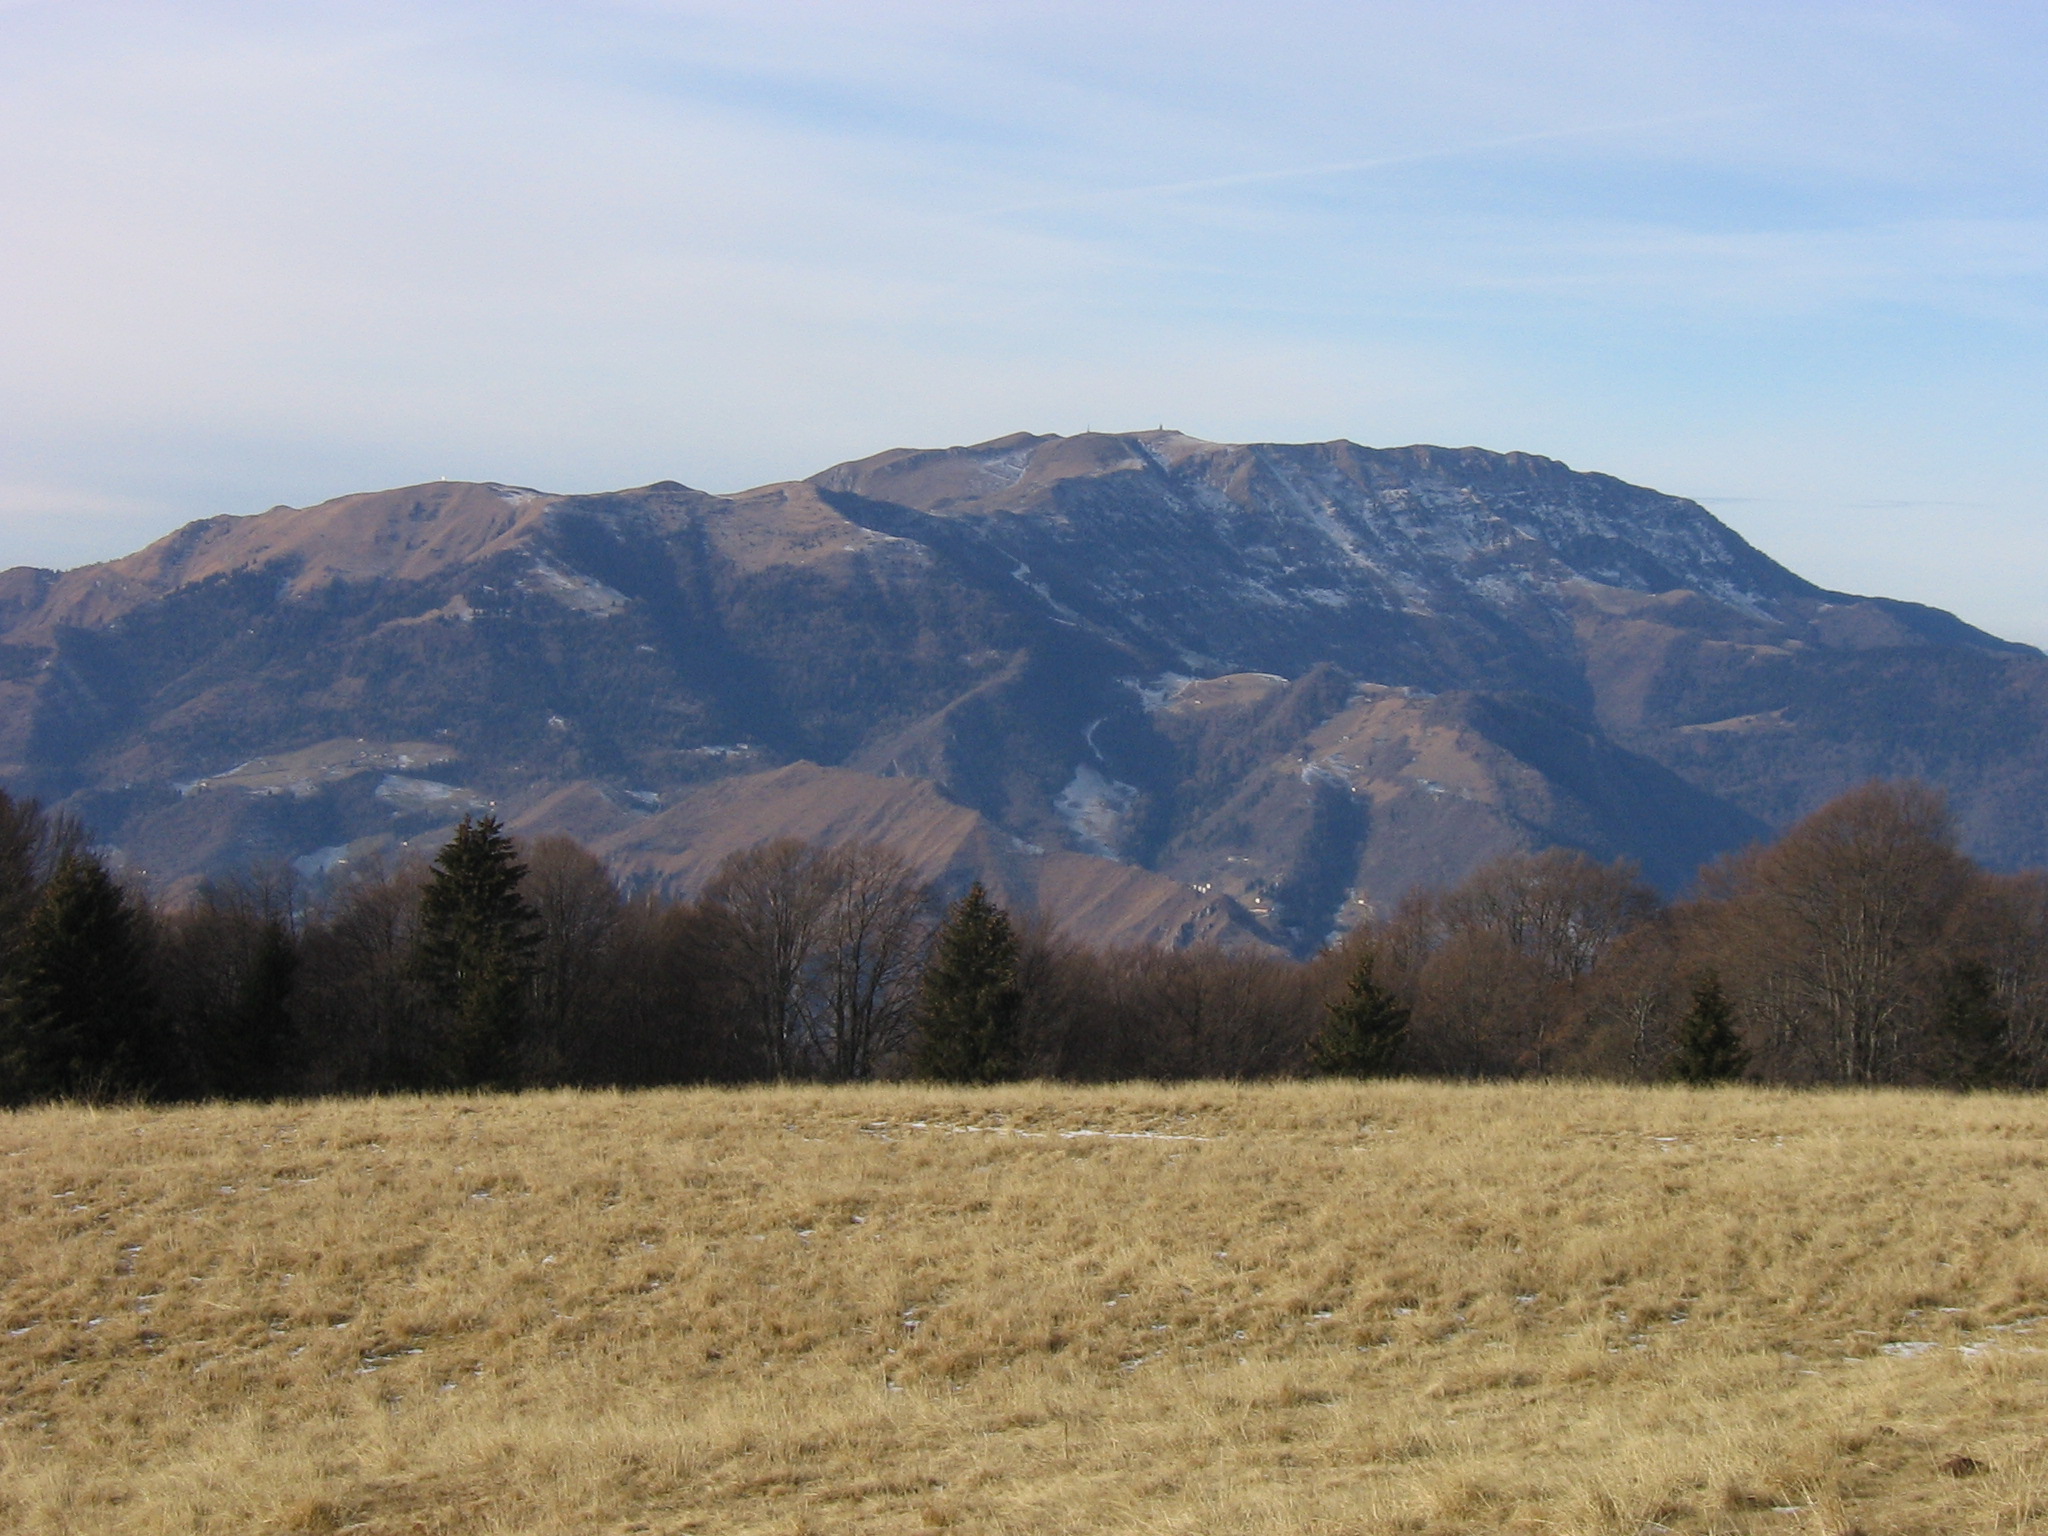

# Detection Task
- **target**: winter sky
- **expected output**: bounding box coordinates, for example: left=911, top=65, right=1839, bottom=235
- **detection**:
left=4, top=2, right=2047, bottom=639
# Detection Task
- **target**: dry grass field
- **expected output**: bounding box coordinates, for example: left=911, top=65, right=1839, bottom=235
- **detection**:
left=4, top=1082, right=2047, bottom=1536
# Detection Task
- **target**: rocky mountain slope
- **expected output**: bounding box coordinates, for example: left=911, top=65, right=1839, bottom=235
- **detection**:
left=2, top=430, right=2041, bottom=952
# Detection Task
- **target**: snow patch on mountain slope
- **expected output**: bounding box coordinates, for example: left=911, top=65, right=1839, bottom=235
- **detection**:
left=374, top=775, right=482, bottom=812
left=292, top=844, right=353, bottom=878
left=523, top=559, right=628, bottom=616
left=1130, top=674, right=1195, bottom=712
left=1055, top=764, right=1141, bottom=859
left=1214, top=446, right=1790, bottom=621
left=977, top=446, right=1030, bottom=487
left=1007, top=559, right=1083, bottom=624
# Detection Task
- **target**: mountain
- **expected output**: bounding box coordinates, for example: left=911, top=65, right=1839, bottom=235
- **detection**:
left=3, top=430, right=2042, bottom=954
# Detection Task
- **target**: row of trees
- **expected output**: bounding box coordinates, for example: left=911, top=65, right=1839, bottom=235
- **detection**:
left=2, top=779, right=2044, bottom=1103
left=0, top=803, right=1037, bottom=1102
left=1368, top=782, right=2048, bottom=1087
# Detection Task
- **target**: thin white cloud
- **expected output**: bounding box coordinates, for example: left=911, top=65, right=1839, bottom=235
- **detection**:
left=978, top=107, right=1761, bottom=216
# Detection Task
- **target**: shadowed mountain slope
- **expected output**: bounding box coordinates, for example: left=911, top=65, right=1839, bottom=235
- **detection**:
left=1, top=431, right=2039, bottom=952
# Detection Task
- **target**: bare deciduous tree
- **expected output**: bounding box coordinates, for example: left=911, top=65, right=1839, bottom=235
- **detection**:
left=701, top=839, right=836, bottom=1080
left=814, top=844, right=932, bottom=1081
left=524, top=836, right=625, bottom=1083
left=701, top=838, right=933, bottom=1081
left=1381, top=849, right=1658, bottom=1076
left=292, top=855, right=434, bottom=1091
left=0, top=790, right=84, bottom=954
left=1569, top=920, right=1685, bottom=1080
left=1943, top=870, right=2048, bottom=1087
left=590, top=895, right=747, bottom=1085
left=1437, top=849, right=1658, bottom=984
left=156, top=868, right=302, bottom=1098
left=1694, top=782, right=1972, bottom=1084
left=1021, top=939, right=1318, bottom=1082
left=1408, top=930, right=1549, bottom=1077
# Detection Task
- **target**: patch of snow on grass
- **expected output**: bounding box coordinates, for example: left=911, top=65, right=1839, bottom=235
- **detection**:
left=884, top=1119, right=1217, bottom=1143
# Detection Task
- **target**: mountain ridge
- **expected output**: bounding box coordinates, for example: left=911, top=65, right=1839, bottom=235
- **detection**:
left=3, top=430, right=2042, bottom=953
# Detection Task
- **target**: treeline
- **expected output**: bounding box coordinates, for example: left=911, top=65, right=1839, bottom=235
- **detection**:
left=1, top=779, right=2044, bottom=1104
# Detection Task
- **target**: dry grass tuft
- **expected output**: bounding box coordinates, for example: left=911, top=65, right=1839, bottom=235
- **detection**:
left=3, top=1080, right=2046, bottom=1533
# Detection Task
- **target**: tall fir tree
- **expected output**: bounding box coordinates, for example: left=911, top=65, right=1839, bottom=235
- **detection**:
left=1309, top=951, right=1409, bottom=1077
left=913, top=883, right=1023, bottom=1084
left=412, top=815, right=540, bottom=1088
left=1670, top=972, right=1750, bottom=1085
left=0, top=850, right=158, bottom=1103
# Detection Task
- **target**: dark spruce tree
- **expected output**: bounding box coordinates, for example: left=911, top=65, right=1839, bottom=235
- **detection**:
left=913, top=883, right=1023, bottom=1084
left=412, top=815, right=540, bottom=1088
left=1309, top=951, right=1409, bottom=1077
left=1670, top=973, right=1750, bottom=1085
left=0, top=850, right=159, bottom=1103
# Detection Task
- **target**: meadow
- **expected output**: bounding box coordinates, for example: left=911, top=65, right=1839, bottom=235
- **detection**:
left=3, top=1082, right=2046, bottom=1535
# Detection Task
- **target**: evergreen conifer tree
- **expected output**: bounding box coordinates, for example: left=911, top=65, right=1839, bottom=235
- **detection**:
left=1670, top=973, right=1750, bottom=1085
left=1309, top=951, right=1409, bottom=1077
left=412, top=815, right=539, bottom=1088
left=912, top=883, right=1023, bottom=1084
left=0, top=850, right=157, bottom=1103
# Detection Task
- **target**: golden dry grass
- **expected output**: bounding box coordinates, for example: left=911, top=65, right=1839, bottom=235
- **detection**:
left=3, top=1081, right=2047, bottom=1536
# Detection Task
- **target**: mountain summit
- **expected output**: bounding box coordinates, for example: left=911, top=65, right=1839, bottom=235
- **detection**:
left=3, top=431, right=2041, bottom=952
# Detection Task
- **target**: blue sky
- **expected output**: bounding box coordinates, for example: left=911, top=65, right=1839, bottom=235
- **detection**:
left=4, top=1, right=2047, bottom=638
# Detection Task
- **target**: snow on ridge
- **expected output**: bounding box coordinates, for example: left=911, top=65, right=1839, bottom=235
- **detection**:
left=1192, top=447, right=1790, bottom=617
left=486, top=484, right=548, bottom=505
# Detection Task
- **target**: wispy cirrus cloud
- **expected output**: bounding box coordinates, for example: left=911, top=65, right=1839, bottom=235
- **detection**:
left=975, top=107, right=1762, bottom=216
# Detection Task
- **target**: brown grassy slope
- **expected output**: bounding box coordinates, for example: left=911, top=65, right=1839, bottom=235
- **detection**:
left=3, top=1083, right=2046, bottom=1536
